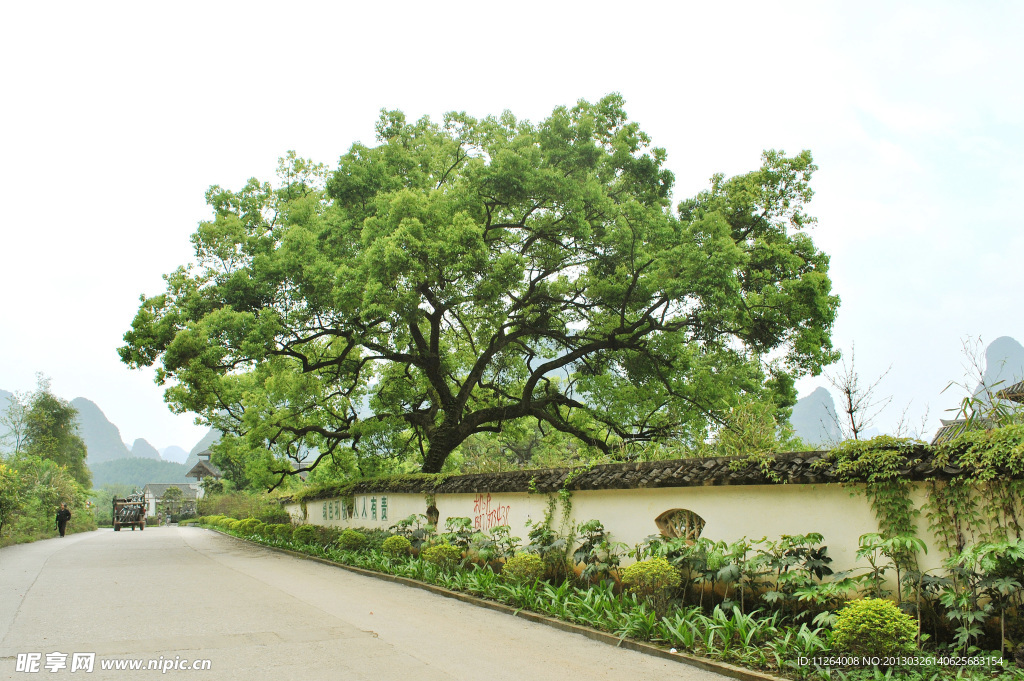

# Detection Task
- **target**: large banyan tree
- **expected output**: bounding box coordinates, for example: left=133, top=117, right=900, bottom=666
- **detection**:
left=120, top=95, right=838, bottom=486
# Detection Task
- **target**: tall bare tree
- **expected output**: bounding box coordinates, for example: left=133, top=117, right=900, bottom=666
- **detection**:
left=826, top=345, right=892, bottom=441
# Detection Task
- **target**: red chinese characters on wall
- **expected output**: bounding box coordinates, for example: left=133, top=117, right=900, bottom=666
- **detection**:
left=473, top=493, right=510, bottom=531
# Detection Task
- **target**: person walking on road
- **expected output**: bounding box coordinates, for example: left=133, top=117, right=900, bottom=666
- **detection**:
left=55, top=502, right=72, bottom=538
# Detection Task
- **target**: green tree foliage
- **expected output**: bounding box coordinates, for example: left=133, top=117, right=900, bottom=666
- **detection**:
left=89, top=458, right=189, bottom=488
left=120, top=95, right=838, bottom=485
left=200, top=475, right=224, bottom=495
left=0, top=461, right=21, bottom=536
left=0, top=390, right=30, bottom=455
left=160, top=485, right=184, bottom=516
left=23, top=379, right=91, bottom=488
left=0, top=379, right=94, bottom=545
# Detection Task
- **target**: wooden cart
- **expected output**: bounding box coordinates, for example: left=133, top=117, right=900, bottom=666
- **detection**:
left=112, top=494, right=147, bottom=531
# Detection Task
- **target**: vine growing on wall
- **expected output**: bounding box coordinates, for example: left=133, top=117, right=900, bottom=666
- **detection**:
left=930, top=424, right=1024, bottom=550
left=523, top=492, right=575, bottom=582
left=922, top=478, right=977, bottom=557
left=815, top=428, right=1024, bottom=560
left=812, top=436, right=923, bottom=557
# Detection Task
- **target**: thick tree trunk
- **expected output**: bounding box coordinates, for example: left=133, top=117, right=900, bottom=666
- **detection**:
left=421, top=434, right=458, bottom=473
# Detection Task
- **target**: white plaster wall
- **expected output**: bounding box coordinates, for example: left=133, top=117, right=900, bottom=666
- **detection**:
left=283, top=481, right=949, bottom=576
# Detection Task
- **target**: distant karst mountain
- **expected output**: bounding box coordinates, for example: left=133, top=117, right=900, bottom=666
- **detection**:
left=0, top=389, right=13, bottom=447
left=793, top=335, right=1024, bottom=446
left=70, top=397, right=133, bottom=465
left=160, top=445, right=189, bottom=464
left=974, top=336, right=1024, bottom=400
left=130, top=437, right=162, bottom=460
left=90, top=458, right=189, bottom=488
left=790, top=387, right=842, bottom=447
left=183, top=428, right=221, bottom=470
left=1, top=387, right=222, bottom=488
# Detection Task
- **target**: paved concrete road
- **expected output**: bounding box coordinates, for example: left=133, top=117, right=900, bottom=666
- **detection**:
left=1, top=527, right=727, bottom=680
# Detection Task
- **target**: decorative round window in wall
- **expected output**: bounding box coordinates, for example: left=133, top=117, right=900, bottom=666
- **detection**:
left=655, top=509, right=706, bottom=542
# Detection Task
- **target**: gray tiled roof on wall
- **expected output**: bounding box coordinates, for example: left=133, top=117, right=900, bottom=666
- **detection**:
left=300, top=446, right=994, bottom=500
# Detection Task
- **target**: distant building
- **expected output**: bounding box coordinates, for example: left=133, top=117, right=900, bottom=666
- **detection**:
left=142, top=483, right=198, bottom=517
left=929, top=418, right=996, bottom=445
left=997, top=379, right=1024, bottom=403
left=930, top=380, right=1023, bottom=445
left=185, top=451, right=223, bottom=492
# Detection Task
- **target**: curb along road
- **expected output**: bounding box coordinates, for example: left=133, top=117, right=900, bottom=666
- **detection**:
left=208, top=527, right=785, bottom=681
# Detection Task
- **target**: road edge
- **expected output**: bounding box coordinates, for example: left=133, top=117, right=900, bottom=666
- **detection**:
left=200, top=527, right=784, bottom=681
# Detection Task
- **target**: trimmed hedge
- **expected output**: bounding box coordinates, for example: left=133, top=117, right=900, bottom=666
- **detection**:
left=339, top=529, right=368, bottom=551
left=832, top=598, right=917, bottom=657
left=382, top=535, right=412, bottom=558
left=292, top=524, right=320, bottom=545
left=501, top=553, right=544, bottom=583
left=420, top=542, right=462, bottom=570
left=621, top=557, right=681, bottom=595
left=235, top=518, right=261, bottom=535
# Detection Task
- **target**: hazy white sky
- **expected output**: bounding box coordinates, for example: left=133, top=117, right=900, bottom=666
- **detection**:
left=1, top=1, right=1021, bottom=450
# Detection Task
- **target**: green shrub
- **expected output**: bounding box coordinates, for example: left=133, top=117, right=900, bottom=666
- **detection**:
left=501, top=553, right=544, bottom=584
left=338, top=529, right=367, bottom=551
left=382, top=535, right=413, bottom=558
left=621, top=557, right=681, bottom=593
left=621, top=557, right=681, bottom=616
left=197, top=491, right=285, bottom=523
left=420, top=542, right=462, bottom=570
left=226, top=519, right=244, bottom=532
left=358, top=528, right=392, bottom=551
left=315, top=526, right=342, bottom=547
left=256, top=507, right=292, bottom=525
left=272, top=524, right=294, bottom=541
left=831, top=598, right=917, bottom=657
left=292, top=524, right=320, bottom=545
left=236, top=518, right=260, bottom=535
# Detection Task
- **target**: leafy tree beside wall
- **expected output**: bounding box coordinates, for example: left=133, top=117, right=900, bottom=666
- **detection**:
left=120, top=95, right=839, bottom=486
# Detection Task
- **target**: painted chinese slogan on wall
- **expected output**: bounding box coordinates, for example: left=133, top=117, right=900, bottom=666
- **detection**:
left=473, top=493, right=510, bottom=531
left=323, top=496, right=388, bottom=522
